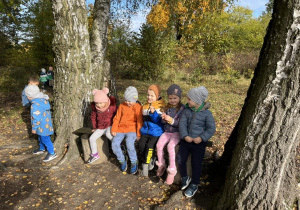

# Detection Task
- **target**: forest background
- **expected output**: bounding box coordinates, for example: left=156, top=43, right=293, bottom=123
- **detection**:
left=0, top=0, right=272, bottom=88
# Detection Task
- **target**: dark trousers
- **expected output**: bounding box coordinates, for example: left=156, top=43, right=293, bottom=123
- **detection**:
left=177, top=140, right=207, bottom=185
left=139, top=135, right=159, bottom=164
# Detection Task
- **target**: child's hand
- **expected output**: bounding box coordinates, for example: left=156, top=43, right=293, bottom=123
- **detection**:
left=136, top=137, right=141, bottom=141
left=164, top=115, right=171, bottom=122
left=92, top=129, right=95, bottom=132
left=149, top=106, right=155, bottom=113
left=32, top=130, right=36, bottom=134
left=161, top=113, right=166, bottom=120
left=112, top=132, right=117, bottom=136
left=184, top=136, right=193, bottom=143
left=193, top=137, right=202, bottom=144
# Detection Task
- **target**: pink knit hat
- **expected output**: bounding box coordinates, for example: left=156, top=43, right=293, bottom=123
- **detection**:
left=92, top=88, right=109, bottom=103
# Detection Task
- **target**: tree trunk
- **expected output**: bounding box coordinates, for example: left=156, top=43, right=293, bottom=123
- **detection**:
left=217, top=0, right=300, bottom=209
left=51, top=0, right=115, bottom=163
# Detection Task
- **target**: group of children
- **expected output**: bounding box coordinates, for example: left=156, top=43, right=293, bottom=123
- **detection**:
left=39, top=66, right=54, bottom=91
left=89, top=84, right=216, bottom=198
left=23, top=74, right=215, bottom=198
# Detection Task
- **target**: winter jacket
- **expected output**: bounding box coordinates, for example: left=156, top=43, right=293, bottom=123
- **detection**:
left=179, top=102, right=215, bottom=142
left=39, top=72, right=48, bottom=83
left=47, top=70, right=54, bottom=80
left=140, top=98, right=167, bottom=137
left=22, top=85, right=30, bottom=107
left=162, top=104, right=185, bottom=133
left=111, top=102, right=143, bottom=137
left=91, top=96, right=117, bottom=130
left=30, top=98, right=54, bottom=136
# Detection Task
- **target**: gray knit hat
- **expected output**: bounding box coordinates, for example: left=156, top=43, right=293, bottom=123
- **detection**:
left=124, top=86, right=138, bottom=102
left=187, top=86, right=208, bottom=105
left=25, top=85, right=40, bottom=98
left=167, top=84, right=182, bottom=98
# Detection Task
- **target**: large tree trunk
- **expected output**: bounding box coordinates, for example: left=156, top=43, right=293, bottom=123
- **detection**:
left=51, top=0, right=111, bottom=163
left=52, top=0, right=94, bottom=163
left=217, top=0, right=300, bottom=208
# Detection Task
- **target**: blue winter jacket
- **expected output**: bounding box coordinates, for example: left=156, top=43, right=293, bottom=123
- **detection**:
left=30, top=98, right=54, bottom=136
left=179, top=102, right=216, bottom=142
left=162, top=104, right=185, bottom=133
left=22, top=85, right=30, bottom=107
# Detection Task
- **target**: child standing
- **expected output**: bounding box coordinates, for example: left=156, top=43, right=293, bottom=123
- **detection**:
left=87, top=88, right=117, bottom=164
left=39, top=68, right=48, bottom=91
left=111, top=86, right=143, bottom=174
left=155, top=84, right=185, bottom=185
left=178, top=86, right=216, bottom=198
left=139, top=84, right=166, bottom=176
left=22, top=77, right=40, bottom=108
left=24, top=85, right=57, bottom=162
left=47, top=66, right=54, bottom=88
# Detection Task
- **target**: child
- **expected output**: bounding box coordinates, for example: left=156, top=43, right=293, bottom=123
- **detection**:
left=178, top=86, right=216, bottom=198
left=24, top=85, right=57, bottom=162
left=87, top=87, right=117, bottom=164
left=111, top=86, right=143, bottom=174
left=22, top=77, right=39, bottom=108
left=155, top=84, right=185, bottom=185
left=47, top=66, right=54, bottom=88
left=39, top=68, right=48, bottom=91
left=139, top=84, right=166, bottom=176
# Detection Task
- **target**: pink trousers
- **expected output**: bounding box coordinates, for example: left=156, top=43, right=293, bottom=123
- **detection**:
left=156, top=132, right=180, bottom=169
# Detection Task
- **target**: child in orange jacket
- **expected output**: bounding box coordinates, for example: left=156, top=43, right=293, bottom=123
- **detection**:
left=111, top=86, right=143, bottom=174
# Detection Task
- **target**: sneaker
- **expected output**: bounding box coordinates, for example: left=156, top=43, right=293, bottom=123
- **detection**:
left=181, top=176, right=191, bottom=190
left=142, top=163, right=149, bottom=176
left=130, top=161, right=138, bottom=174
left=43, top=153, right=57, bottom=162
left=86, top=154, right=100, bottom=164
left=120, top=156, right=127, bottom=172
left=32, top=149, right=46, bottom=155
left=149, top=156, right=156, bottom=170
left=184, top=184, right=198, bottom=198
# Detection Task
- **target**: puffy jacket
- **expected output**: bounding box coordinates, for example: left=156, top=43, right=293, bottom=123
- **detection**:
left=39, top=72, right=48, bottom=83
left=91, top=96, right=117, bottom=129
left=140, top=98, right=167, bottom=137
left=31, top=98, right=54, bottom=136
left=111, top=102, right=143, bottom=137
left=162, top=104, right=185, bottom=133
left=179, top=102, right=215, bottom=142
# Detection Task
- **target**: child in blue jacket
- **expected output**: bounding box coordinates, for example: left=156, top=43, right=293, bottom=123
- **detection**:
left=178, top=86, right=216, bottom=198
left=25, top=85, right=57, bottom=162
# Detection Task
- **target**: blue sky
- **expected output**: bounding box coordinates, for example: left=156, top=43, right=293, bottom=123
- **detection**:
left=129, top=0, right=269, bottom=32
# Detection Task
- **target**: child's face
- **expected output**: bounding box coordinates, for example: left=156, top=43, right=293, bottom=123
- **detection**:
left=168, top=94, right=180, bottom=106
left=29, top=81, right=39, bottom=86
left=187, top=97, right=199, bottom=108
left=95, top=102, right=107, bottom=109
left=147, top=90, right=157, bottom=104
left=125, top=101, right=136, bottom=107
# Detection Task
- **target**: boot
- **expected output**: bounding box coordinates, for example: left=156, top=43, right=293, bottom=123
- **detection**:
left=155, top=161, right=166, bottom=177
left=165, top=167, right=177, bottom=185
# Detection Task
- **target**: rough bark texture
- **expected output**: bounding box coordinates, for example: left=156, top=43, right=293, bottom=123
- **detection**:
left=217, top=0, right=300, bottom=209
left=51, top=0, right=116, bottom=163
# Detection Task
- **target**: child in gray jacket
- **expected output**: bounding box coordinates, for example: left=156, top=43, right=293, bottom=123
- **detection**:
left=177, top=86, right=216, bottom=198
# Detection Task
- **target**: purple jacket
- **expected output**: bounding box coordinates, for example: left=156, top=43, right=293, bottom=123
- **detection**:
left=162, top=104, right=185, bottom=133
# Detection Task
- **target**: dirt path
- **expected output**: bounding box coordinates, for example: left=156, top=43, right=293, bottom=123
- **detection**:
left=0, top=93, right=215, bottom=210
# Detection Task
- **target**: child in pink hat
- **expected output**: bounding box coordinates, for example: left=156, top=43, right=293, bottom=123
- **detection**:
left=87, top=87, right=117, bottom=164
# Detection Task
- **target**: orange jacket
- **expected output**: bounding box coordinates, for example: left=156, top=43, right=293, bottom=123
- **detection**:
left=111, top=102, right=143, bottom=137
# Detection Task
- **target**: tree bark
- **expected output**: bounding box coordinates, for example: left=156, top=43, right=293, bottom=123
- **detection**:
left=51, top=0, right=95, bottom=163
left=217, top=0, right=300, bottom=208
left=51, top=0, right=116, bottom=163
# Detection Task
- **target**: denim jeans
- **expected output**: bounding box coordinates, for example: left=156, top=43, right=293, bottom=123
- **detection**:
left=112, top=132, right=137, bottom=163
